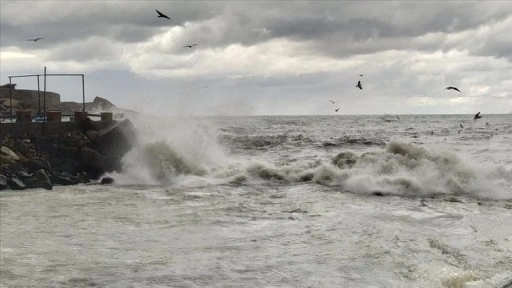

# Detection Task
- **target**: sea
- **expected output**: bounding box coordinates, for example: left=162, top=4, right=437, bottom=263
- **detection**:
left=1, top=114, right=511, bottom=288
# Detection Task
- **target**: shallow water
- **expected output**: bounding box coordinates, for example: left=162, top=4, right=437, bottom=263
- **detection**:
left=1, top=114, right=512, bottom=287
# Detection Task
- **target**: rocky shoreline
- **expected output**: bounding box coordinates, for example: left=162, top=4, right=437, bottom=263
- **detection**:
left=0, top=118, right=135, bottom=190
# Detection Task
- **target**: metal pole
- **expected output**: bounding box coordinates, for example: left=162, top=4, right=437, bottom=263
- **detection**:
left=37, top=75, right=41, bottom=115
left=9, top=77, right=13, bottom=116
left=82, top=74, right=85, bottom=111
left=43, top=67, right=47, bottom=133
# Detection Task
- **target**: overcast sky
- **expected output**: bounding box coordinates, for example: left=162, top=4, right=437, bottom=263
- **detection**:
left=1, top=1, right=511, bottom=115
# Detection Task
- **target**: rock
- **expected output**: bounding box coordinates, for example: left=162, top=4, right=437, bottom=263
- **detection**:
left=26, top=157, right=51, bottom=173
left=18, top=139, right=33, bottom=157
left=15, top=169, right=31, bottom=180
left=1, top=146, right=20, bottom=161
left=80, top=147, right=107, bottom=177
left=94, top=119, right=135, bottom=172
left=85, top=130, right=98, bottom=141
left=52, top=173, right=79, bottom=186
left=0, top=174, right=7, bottom=190
left=25, top=169, right=53, bottom=190
left=333, top=151, right=358, bottom=169
left=100, top=177, right=114, bottom=185
left=7, top=176, right=26, bottom=190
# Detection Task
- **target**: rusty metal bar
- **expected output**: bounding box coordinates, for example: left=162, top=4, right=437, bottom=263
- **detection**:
left=37, top=75, right=41, bottom=115
left=8, top=77, right=12, bottom=116
left=82, top=74, right=85, bottom=111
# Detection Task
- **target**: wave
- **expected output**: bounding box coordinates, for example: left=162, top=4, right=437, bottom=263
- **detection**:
left=237, top=142, right=511, bottom=199
left=106, top=114, right=511, bottom=200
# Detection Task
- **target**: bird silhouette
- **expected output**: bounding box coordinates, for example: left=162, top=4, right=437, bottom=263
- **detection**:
left=442, top=86, right=461, bottom=92
left=335, top=108, right=339, bottom=112
left=184, top=44, right=198, bottom=48
left=329, top=100, right=336, bottom=104
left=156, top=9, right=171, bottom=19
left=359, top=74, right=363, bottom=76
left=474, top=112, right=482, bottom=121
left=25, top=37, right=44, bottom=42
left=460, top=123, right=464, bottom=128
left=356, top=80, right=362, bottom=90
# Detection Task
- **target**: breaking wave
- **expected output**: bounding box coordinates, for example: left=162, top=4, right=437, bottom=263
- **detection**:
left=107, top=114, right=511, bottom=200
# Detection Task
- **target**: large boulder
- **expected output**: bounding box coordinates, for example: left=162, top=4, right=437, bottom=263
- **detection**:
left=25, top=169, right=53, bottom=190
left=80, top=146, right=108, bottom=178
left=6, top=175, right=26, bottom=190
left=93, top=119, right=135, bottom=172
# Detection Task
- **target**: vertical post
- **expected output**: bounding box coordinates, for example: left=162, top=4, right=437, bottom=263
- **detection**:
left=37, top=75, right=41, bottom=115
left=43, top=67, right=47, bottom=134
left=9, top=77, right=13, bottom=116
left=82, top=74, right=85, bottom=112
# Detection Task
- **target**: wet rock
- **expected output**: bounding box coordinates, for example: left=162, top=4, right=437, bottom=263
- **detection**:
left=333, top=151, right=358, bottom=169
left=300, top=173, right=313, bottom=182
left=0, top=146, right=20, bottom=161
left=25, top=169, right=53, bottom=190
left=100, top=177, right=114, bottom=185
left=26, top=157, right=51, bottom=173
left=85, top=130, right=98, bottom=141
left=80, top=147, right=107, bottom=173
left=52, top=173, right=79, bottom=186
left=7, top=176, right=26, bottom=190
left=0, top=174, right=7, bottom=190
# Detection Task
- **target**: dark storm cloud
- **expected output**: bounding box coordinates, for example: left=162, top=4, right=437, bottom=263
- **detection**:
left=2, top=1, right=511, bottom=60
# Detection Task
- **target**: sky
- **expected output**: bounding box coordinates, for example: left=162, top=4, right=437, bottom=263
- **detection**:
left=1, top=1, right=511, bottom=116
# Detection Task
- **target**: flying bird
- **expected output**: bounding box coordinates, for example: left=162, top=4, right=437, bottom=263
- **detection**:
left=25, top=37, right=44, bottom=42
left=359, top=74, right=363, bottom=76
left=356, top=80, right=363, bottom=90
left=442, top=86, right=461, bottom=92
left=460, top=123, right=464, bottom=128
left=335, top=108, right=339, bottom=112
left=184, top=44, right=198, bottom=48
left=156, top=9, right=171, bottom=19
left=329, top=100, right=337, bottom=104
left=474, top=112, right=482, bottom=121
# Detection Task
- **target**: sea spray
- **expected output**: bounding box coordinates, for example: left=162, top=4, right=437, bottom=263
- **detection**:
left=107, top=113, right=229, bottom=185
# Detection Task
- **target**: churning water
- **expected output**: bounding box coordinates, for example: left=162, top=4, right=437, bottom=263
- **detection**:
left=1, top=114, right=511, bottom=287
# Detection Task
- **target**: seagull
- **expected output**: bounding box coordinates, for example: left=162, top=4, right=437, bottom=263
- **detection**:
left=329, top=100, right=336, bottom=104
left=25, top=37, right=44, bottom=42
left=156, top=9, right=171, bottom=20
left=335, top=108, right=339, bottom=112
left=442, top=86, right=461, bottom=92
left=356, top=80, right=363, bottom=90
left=460, top=123, right=464, bottom=128
left=359, top=74, right=363, bottom=76
left=397, top=115, right=400, bottom=120
left=474, top=112, right=482, bottom=121
left=184, top=44, right=198, bottom=48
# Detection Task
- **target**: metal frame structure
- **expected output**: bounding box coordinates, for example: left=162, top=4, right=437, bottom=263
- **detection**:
left=5, top=67, right=86, bottom=119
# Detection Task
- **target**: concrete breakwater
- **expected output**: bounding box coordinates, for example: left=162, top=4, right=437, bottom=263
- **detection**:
left=0, top=116, right=135, bottom=190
